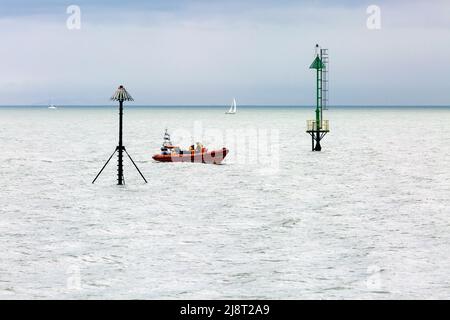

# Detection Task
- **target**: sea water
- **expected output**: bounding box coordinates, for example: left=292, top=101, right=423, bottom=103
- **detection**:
left=0, top=106, right=449, bottom=299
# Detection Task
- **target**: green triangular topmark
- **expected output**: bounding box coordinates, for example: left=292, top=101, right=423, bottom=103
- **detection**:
left=309, top=56, right=325, bottom=70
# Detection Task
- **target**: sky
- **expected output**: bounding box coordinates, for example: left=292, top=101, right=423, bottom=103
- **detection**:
left=0, top=0, right=449, bottom=105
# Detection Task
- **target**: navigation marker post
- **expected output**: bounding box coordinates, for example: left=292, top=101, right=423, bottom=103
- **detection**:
left=92, top=85, right=147, bottom=185
left=306, top=44, right=330, bottom=151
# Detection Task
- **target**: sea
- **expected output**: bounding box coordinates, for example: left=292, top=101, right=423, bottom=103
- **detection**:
left=0, top=105, right=449, bottom=299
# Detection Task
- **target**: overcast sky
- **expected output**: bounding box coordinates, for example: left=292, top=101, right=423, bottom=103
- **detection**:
left=0, top=0, right=449, bottom=105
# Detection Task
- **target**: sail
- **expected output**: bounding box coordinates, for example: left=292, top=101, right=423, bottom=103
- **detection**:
left=226, top=98, right=237, bottom=114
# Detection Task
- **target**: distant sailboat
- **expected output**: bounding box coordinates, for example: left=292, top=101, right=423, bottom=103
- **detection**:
left=225, top=98, right=237, bottom=114
left=48, top=99, right=57, bottom=109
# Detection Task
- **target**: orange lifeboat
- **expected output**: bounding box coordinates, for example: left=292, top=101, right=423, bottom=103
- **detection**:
left=153, top=148, right=229, bottom=164
left=153, top=130, right=228, bottom=164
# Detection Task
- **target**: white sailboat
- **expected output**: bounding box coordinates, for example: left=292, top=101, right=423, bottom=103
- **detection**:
left=225, top=98, right=237, bottom=114
left=48, top=99, right=57, bottom=109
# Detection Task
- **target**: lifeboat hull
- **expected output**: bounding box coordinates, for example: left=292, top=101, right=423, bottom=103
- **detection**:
left=152, top=148, right=229, bottom=164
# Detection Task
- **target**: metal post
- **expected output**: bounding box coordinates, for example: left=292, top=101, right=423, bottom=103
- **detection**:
left=92, top=85, right=147, bottom=185
left=315, top=132, right=321, bottom=151
left=118, top=99, right=124, bottom=185
left=124, top=148, right=148, bottom=183
left=307, top=45, right=328, bottom=152
left=315, top=65, right=322, bottom=151
left=320, top=49, right=324, bottom=122
left=316, top=68, right=321, bottom=128
left=92, top=147, right=118, bottom=184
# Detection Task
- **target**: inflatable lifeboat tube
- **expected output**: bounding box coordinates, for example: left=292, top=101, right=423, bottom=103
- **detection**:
left=152, top=148, right=229, bottom=164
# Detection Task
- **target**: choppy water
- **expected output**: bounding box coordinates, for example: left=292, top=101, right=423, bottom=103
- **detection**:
left=0, top=106, right=449, bottom=299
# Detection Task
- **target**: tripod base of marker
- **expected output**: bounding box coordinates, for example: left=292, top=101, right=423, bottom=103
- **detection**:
left=307, top=130, right=328, bottom=152
left=92, top=146, right=147, bottom=184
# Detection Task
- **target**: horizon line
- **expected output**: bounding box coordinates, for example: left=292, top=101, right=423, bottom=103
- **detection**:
left=0, top=104, right=450, bottom=108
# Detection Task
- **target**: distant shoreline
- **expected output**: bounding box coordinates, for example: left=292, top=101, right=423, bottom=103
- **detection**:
left=0, top=105, right=449, bottom=109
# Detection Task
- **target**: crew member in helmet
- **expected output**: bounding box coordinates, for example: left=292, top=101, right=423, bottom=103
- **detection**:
left=195, top=142, right=203, bottom=153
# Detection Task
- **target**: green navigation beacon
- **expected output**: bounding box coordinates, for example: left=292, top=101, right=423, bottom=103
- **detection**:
left=306, top=44, right=330, bottom=151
